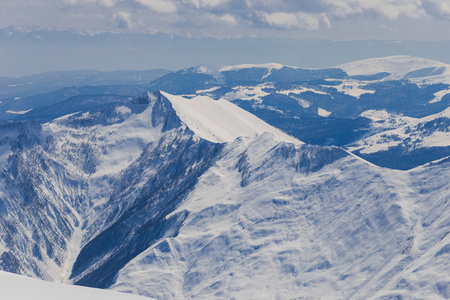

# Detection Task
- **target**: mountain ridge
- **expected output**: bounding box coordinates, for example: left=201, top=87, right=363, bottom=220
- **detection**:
left=2, top=56, right=449, bottom=171
left=0, top=57, right=448, bottom=299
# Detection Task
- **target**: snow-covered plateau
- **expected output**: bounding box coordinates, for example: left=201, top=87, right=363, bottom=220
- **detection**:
left=0, top=56, right=448, bottom=299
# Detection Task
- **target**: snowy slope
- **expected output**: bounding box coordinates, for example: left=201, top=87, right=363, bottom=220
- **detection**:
left=109, top=132, right=450, bottom=299
left=347, top=107, right=450, bottom=154
left=162, top=91, right=301, bottom=144
left=220, top=63, right=293, bottom=72
left=4, top=56, right=448, bottom=171
left=0, top=98, right=171, bottom=281
left=0, top=91, right=303, bottom=286
left=0, top=88, right=448, bottom=300
left=183, top=57, right=450, bottom=169
left=0, top=271, right=152, bottom=300
left=339, top=55, right=450, bottom=83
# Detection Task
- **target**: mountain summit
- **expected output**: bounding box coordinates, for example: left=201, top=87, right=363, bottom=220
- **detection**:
left=160, top=91, right=301, bottom=144
left=338, top=55, right=450, bottom=82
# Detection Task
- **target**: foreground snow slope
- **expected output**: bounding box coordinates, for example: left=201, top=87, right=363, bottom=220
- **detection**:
left=110, top=134, right=450, bottom=299
left=0, top=271, right=152, bottom=300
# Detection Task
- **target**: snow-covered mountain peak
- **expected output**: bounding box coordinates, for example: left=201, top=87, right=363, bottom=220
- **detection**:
left=219, top=63, right=294, bottom=72
left=194, top=64, right=220, bottom=75
left=338, top=55, right=450, bottom=81
left=160, top=91, right=302, bottom=144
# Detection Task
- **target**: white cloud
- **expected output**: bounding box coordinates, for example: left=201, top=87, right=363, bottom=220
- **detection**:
left=422, top=0, right=450, bottom=19
left=263, top=12, right=300, bottom=29
left=184, top=0, right=229, bottom=8
left=0, top=0, right=449, bottom=38
left=326, top=0, right=425, bottom=19
left=259, top=12, right=324, bottom=30
left=216, top=13, right=237, bottom=25
left=114, top=11, right=133, bottom=29
left=322, top=14, right=331, bottom=28
left=63, top=0, right=117, bottom=8
left=135, top=0, right=177, bottom=13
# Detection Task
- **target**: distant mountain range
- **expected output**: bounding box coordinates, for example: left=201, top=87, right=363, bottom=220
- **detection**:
left=0, top=56, right=449, bottom=299
left=2, top=26, right=450, bottom=77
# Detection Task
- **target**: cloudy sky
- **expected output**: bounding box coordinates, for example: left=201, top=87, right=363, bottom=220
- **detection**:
left=1, top=0, right=450, bottom=76
left=1, top=0, right=450, bottom=40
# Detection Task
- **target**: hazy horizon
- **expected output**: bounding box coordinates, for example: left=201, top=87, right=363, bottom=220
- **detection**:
left=2, top=0, right=450, bottom=77
left=2, top=27, right=450, bottom=78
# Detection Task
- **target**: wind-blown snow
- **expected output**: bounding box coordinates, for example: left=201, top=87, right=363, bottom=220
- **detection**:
left=0, top=271, right=152, bottom=300
left=162, top=91, right=301, bottom=144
